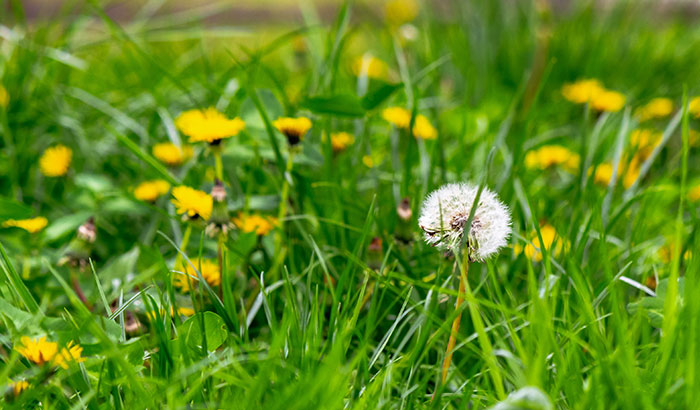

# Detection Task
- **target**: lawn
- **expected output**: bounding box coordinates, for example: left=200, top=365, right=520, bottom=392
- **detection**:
left=1, top=0, right=699, bottom=408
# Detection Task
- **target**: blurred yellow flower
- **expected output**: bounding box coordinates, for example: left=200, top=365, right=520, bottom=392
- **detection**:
left=382, top=106, right=411, bottom=128
left=690, top=184, right=700, bottom=201
left=152, top=142, right=193, bottom=166
left=514, top=224, right=562, bottom=262
left=53, top=341, right=85, bottom=369
left=412, top=115, right=437, bottom=140
left=591, top=90, right=625, bottom=112
left=15, top=336, right=58, bottom=366
left=175, top=108, right=245, bottom=144
left=0, top=85, right=8, bottom=108
left=630, top=129, right=661, bottom=160
left=11, top=380, right=29, bottom=396
left=561, top=79, right=604, bottom=104
left=3, top=217, right=48, bottom=233
left=177, top=307, right=195, bottom=316
left=146, top=306, right=196, bottom=320
left=352, top=55, right=387, bottom=79
left=525, top=145, right=580, bottom=172
left=39, top=145, right=72, bottom=177
left=385, top=0, right=418, bottom=25
left=330, top=132, right=355, bottom=152
left=591, top=157, right=640, bottom=189
left=233, top=213, right=277, bottom=236
left=171, top=186, right=213, bottom=220
left=362, top=155, right=375, bottom=168
left=174, top=259, right=220, bottom=291
left=134, top=180, right=170, bottom=202
left=635, top=98, right=673, bottom=121
left=688, top=96, right=700, bottom=118
left=274, top=117, right=312, bottom=146
left=658, top=242, right=692, bottom=263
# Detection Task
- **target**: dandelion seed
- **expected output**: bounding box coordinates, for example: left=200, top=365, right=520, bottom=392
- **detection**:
left=525, top=145, right=580, bottom=172
left=418, top=182, right=511, bottom=261
left=233, top=213, right=277, bottom=236
left=152, top=142, right=193, bottom=166
left=2, top=217, right=48, bottom=233
left=171, top=186, right=213, bottom=221
left=39, top=145, right=72, bottom=177
left=274, top=117, right=312, bottom=146
left=134, top=180, right=170, bottom=202
left=175, top=108, right=245, bottom=144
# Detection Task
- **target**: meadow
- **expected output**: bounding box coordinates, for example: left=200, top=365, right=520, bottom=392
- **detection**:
left=1, top=0, right=700, bottom=408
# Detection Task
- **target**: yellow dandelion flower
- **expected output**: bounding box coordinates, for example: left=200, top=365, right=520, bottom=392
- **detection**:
left=591, top=158, right=640, bottom=188
left=622, top=157, right=641, bottom=189
left=233, top=213, right=278, bottom=236
left=525, top=145, right=580, bottom=172
left=382, top=106, right=411, bottom=129
left=658, top=242, right=692, bottom=263
left=385, top=0, right=418, bottom=25
left=0, top=85, right=8, bottom=108
left=561, top=79, right=604, bottom=104
left=352, top=55, right=387, bottom=79
left=689, top=97, right=700, bottom=118
left=39, top=145, right=72, bottom=177
left=412, top=114, right=437, bottom=140
left=591, top=89, right=625, bottom=112
left=330, top=132, right=355, bottom=152
left=177, top=307, right=195, bottom=317
left=630, top=129, right=662, bottom=160
left=3, top=217, right=48, bottom=233
left=514, top=224, right=562, bottom=262
left=690, top=130, right=700, bottom=147
left=635, top=98, right=673, bottom=121
left=53, top=341, right=85, bottom=369
left=174, top=259, right=221, bottom=291
left=152, top=142, right=193, bottom=166
left=171, top=186, right=213, bottom=220
left=362, top=155, right=375, bottom=168
left=15, top=336, right=58, bottom=366
left=175, top=108, right=245, bottom=144
left=689, top=184, right=700, bottom=202
left=274, top=117, right=312, bottom=146
left=11, top=380, right=29, bottom=396
left=134, top=180, right=171, bottom=202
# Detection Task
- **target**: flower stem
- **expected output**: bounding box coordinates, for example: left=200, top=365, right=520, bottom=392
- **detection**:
left=214, top=151, right=224, bottom=181
left=174, top=224, right=192, bottom=269
left=273, top=151, right=295, bottom=259
left=217, top=232, right=224, bottom=298
left=440, top=255, right=468, bottom=385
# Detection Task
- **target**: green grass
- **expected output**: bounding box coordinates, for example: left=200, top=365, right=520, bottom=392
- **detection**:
left=1, top=0, right=699, bottom=408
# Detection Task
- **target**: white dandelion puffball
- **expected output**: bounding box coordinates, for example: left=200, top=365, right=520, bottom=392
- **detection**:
left=418, top=182, right=511, bottom=261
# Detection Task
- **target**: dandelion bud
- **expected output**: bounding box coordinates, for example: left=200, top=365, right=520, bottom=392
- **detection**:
left=397, top=197, right=412, bottom=221
left=418, top=182, right=511, bottom=262
left=368, top=237, right=383, bottom=271
left=59, top=217, right=96, bottom=269
left=77, top=217, right=96, bottom=243
left=395, top=197, right=414, bottom=244
left=206, top=180, right=233, bottom=238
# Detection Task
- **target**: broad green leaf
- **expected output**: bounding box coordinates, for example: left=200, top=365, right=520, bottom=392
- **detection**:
left=179, top=311, right=228, bottom=352
left=300, top=94, right=366, bottom=117
left=361, top=82, right=402, bottom=110
left=0, top=198, right=33, bottom=220
left=44, top=211, right=92, bottom=242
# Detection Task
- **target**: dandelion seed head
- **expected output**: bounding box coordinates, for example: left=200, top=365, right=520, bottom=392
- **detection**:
left=418, top=182, right=511, bottom=261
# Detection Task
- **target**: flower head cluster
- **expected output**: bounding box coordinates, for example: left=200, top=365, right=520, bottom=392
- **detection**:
left=174, top=258, right=221, bottom=291
left=635, top=98, right=673, bottom=121
left=233, top=213, right=278, bottom=236
left=15, top=336, right=85, bottom=368
left=352, top=55, right=387, bottom=79
left=525, top=145, right=580, bottom=172
left=3, top=217, right=48, bottom=233
left=561, top=79, right=625, bottom=112
left=330, top=132, right=355, bottom=152
left=382, top=107, right=437, bottom=139
left=152, top=142, right=193, bottom=166
left=418, top=182, right=511, bottom=261
left=134, top=180, right=171, bottom=202
left=171, top=186, right=213, bottom=221
left=175, top=108, right=245, bottom=144
left=274, top=117, right=312, bottom=146
left=39, top=145, right=72, bottom=177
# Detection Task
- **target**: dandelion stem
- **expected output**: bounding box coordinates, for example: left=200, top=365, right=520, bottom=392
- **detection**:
left=273, top=151, right=295, bottom=267
left=214, top=151, right=224, bottom=181
left=440, top=254, right=468, bottom=386
left=71, top=271, right=90, bottom=309
left=217, top=233, right=224, bottom=298
left=174, top=224, right=192, bottom=269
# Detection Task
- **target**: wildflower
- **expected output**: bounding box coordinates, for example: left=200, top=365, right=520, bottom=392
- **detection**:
left=382, top=106, right=411, bottom=129
left=39, top=145, right=72, bottom=177
left=690, top=130, right=700, bottom=147
left=205, top=180, right=233, bottom=237
left=689, top=184, right=700, bottom=202
left=15, top=336, right=58, bottom=365
left=11, top=380, right=29, bottom=397
left=0, top=85, right=8, bottom=108
left=412, top=115, right=437, bottom=140
left=330, top=132, right=355, bottom=152
left=274, top=117, right=312, bottom=146
left=233, top=213, right=277, bottom=236
left=561, top=79, right=604, bottom=104
left=689, top=97, right=700, bottom=118
left=352, top=55, right=387, bottom=79
left=591, top=90, right=625, bottom=112
left=152, top=142, right=193, bottom=166
left=175, top=108, right=245, bottom=144
left=658, top=242, right=692, bottom=263
left=385, top=0, right=418, bottom=26
left=362, top=155, right=375, bottom=168
left=2, top=217, right=48, bottom=233
left=177, top=307, right=195, bottom=317
left=53, top=341, right=85, bottom=369
left=525, top=145, right=580, bottom=172
left=514, top=224, right=562, bottom=262
left=174, top=259, right=221, bottom=291
left=630, top=129, right=662, bottom=160
left=591, top=158, right=640, bottom=189
left=171, top=186, right=213, bottom=221
left=134, top=180, right=170, bottom=202
left=635, top=98, right=673, bottom=121
left=418, top=182, right=511, bottom=261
